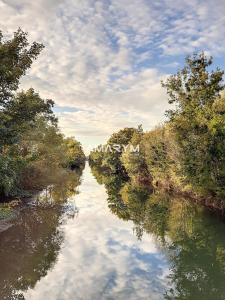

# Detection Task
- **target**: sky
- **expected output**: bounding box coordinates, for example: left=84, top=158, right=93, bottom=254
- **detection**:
left=0, top=0, right=225, bottom=152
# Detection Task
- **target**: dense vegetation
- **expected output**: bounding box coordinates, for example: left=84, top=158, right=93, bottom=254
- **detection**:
left=0, top=29, right=85, bottom=200
left=89, top=53, right=225, bottom=200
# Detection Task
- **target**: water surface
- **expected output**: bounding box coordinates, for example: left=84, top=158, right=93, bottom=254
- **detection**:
left=1, top=164, right=225, bottom=300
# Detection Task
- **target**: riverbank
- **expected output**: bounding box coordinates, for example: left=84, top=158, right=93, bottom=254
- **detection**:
left=157, top=186, right=225, bottom=218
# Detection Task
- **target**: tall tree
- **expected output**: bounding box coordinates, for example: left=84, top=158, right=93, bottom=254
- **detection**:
left=0, top=28, right=43, bottom=104
left=0, top=30, right=56, bottom=149
left=162, top=53, right=225, bottom=195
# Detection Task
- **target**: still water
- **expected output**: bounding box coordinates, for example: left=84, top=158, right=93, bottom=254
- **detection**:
left=1, top=164, right=225, bottom=300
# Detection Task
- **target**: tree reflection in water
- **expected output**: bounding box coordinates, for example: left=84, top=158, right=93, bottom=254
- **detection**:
left=91, top=165, right=225, bottom=300
left=0, top=168, right=83, bottom=300
left=1, top=164, right=225, bottom=300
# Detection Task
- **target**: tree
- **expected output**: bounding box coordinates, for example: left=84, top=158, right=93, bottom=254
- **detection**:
left=89, top=127, right=140, bottom=175
left=106, top=127, right=140, bottom=174
left=162, top=53, right=225, bottom=196
left=0, top=29, right=85, bottom=199
left=63, top=137, right=86, bottom=168
left=121, top=128, right=152, bottom=186
left=0, top=28, right=44, bottom=104
left=0, top=29, right=56, bottom=150
left=0, top=89, right=56, bottom=147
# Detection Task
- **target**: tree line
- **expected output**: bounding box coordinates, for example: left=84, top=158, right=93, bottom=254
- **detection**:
left=89, top=53, right=225, bottom=200
left=0, top=29, right=85, bottom=200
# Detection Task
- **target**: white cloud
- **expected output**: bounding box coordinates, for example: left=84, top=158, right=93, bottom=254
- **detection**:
left=0, top=0, right=225, bottom=150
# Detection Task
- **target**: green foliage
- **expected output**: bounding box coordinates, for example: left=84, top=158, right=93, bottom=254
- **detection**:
left=0, top=204, right=16, bottom=220
left=0, top=29, right=85, bottom=199
left=0, top=88, right=56, bottom=147
left=141, top=125, right=184, bottom=190
left=0, top=155, right=26, bottom=197
left=89, top=146, right=104, bottom=167
left=108, top=127, right=139, bottom=145
left=107, top=127, right=140, bottom=174
left=121, top=129, right=152, bottom=186
left=63, top=138, right=86, bottom=168
left=91, top=53, right=225, bottom=199
left=0, top=28, right=44, bottom=103
left=89, top=127, right=140, bottom=175
left=162, top=53, right=225, bottom=196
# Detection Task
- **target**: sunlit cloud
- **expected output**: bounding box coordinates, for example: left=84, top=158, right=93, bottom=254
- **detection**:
left=0, top=0, right=225, bottom=150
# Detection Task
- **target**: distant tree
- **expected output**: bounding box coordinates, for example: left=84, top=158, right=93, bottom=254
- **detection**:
left=105, top=127, right=140, bottom=174
left=63, top=137, right=86, bottom=168
left=121, top=129, right=152, bottom=186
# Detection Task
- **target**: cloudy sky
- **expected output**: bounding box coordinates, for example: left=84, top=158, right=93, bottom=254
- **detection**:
left=0, top=0, right=225, bottom=151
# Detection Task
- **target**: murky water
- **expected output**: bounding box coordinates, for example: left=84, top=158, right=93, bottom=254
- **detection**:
left=1, top=164, right=225, bottom=300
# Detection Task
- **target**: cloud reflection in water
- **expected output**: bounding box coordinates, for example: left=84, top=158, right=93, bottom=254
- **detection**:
left=24, top=165, right=170, bottom=300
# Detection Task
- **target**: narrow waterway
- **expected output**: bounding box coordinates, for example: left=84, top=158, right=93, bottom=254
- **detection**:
left=1, top=164, right=225, bottom=300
